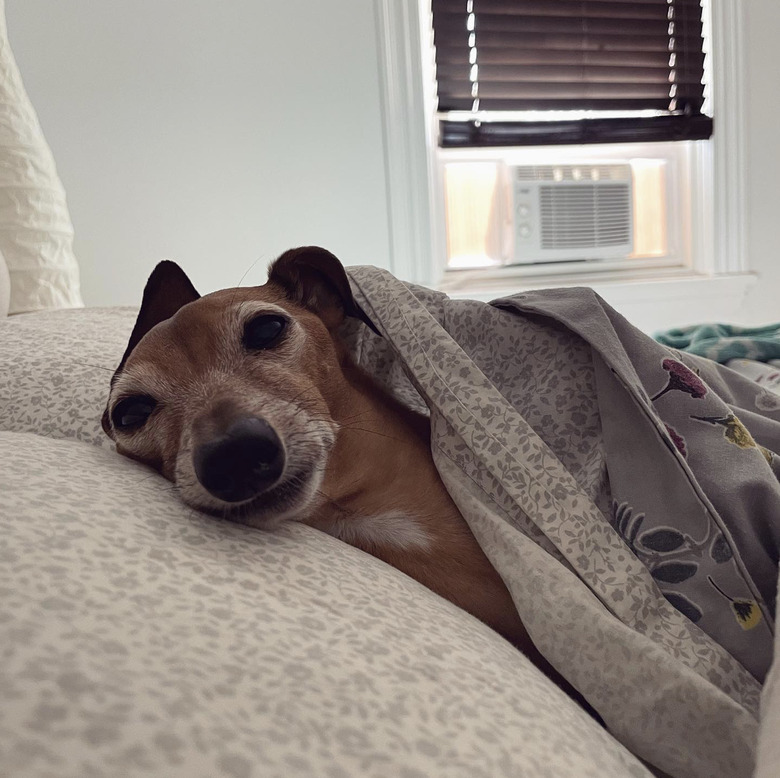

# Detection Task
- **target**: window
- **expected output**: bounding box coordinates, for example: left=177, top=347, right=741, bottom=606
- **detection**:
left=375, top=0, right=748, bottom=333
left=428, top=0, right=712, bottom=281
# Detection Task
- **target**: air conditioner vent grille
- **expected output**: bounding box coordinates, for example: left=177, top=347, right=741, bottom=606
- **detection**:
left=515, top=164, right=631, bottom=182
left=539, top=183, right=632, bottom=250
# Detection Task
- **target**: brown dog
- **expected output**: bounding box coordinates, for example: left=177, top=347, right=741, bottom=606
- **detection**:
left=102, top=246, right=575, bottom=698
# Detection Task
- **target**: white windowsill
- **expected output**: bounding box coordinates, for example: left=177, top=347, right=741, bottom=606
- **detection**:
left=437, top=270, right=758, bottom=335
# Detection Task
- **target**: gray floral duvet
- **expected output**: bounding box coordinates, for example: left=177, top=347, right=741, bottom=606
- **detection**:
left=3, top=268, right=780, bottom=778
left=345, top=266, right=780, bottom=778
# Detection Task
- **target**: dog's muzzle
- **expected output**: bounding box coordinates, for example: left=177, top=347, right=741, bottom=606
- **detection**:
left=193, top=416, right=285, bottom=503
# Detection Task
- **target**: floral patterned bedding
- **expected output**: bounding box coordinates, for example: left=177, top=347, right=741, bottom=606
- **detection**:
left=726, top=358, right=780, bottom=396
left=3, top=271, right=780, bottom=777
left=345, top=269, right=780, bottom=778
left=0, top=307, right=649, bottom=778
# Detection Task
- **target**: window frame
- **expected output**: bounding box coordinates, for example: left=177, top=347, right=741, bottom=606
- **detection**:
left=437, top=140, right=696, bottom=281
left=374, top=0, right=751, bottom=328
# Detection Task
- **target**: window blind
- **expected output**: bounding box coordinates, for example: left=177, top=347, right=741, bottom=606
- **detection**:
left=432, top=0, right=713, bottom=147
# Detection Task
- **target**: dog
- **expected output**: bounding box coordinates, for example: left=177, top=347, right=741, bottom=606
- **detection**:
left=102, top=246, right=579, bottom=702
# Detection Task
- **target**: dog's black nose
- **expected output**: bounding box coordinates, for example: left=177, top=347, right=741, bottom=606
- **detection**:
left=193, top=417, right=285, bottom=503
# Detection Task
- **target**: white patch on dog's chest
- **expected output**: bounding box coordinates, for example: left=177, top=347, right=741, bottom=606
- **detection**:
left=327, top=511, right=432, bottom=553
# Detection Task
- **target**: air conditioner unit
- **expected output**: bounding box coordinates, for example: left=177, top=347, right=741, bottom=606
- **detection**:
left=510, top=163, right=634, bottom=264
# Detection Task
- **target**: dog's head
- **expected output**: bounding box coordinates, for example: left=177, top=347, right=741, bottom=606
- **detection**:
left=103, top=246, right=376, bottom=528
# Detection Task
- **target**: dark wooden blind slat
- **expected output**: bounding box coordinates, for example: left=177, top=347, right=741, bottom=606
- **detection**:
left=431, top=0, right=712, bottom=147
left=436, top=31, right=702, bottom=54
left=474, top=0, right=704, bottom=10
left=436, top=48, right=705, bottom=70
left=441, top=97, right=686, bottom=112
left=438, top=63, right=705, bottom=85
left=455, top=0, right=704, bottom=20
left=434, top=14, right=702, bottom=35
left=440, top=114, right=713, bottom=146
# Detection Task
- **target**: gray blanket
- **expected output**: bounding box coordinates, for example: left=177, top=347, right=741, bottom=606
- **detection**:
left=345, top=266, right=779, bottom=778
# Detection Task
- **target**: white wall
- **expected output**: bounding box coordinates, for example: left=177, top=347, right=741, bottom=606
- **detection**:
left=6, top=1, right=779, bottom=324
left=6, top=1, right=391, bottom=306
left=739, top=0, right=780, bottom=326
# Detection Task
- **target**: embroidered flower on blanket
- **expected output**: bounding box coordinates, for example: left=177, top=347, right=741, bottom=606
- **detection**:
left=756, top=389, right=780, bottom=412
left=651, top=358, right=708, bottom=401
left=691, top=413, right=757, bottom=450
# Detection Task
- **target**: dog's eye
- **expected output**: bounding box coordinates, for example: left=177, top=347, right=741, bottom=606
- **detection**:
left=112, top=395, right=156, bottom=430
left=243, top=314, right=286, bottom=350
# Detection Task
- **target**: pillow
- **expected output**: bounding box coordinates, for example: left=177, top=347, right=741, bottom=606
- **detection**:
left=0, top=306, right=133, bottom=443
left=0, top=309, right=641, bottom=774
left=0, top=431, right=652, bottom=778
left=0, top=0, right=82, bottom=313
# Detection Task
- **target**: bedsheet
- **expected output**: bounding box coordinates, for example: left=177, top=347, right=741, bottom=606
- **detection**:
left=0, top=306, right=650, bottom=778
left=3, top=275, right=780, bottom=776
left=344, top=267, right=780, bottom=778
left=726, top=358, right=780, bottom=395
left=1, top=432, right=649, bottom=778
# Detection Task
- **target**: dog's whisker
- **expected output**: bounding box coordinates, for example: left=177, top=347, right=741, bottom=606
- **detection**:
left=283, top=387, right=326, bottom=408
left=135, top=472, right=163, bottom=485
left=314, top=478, right=361, bottom=508
left=337, top=426, right=405, bottom=443
left=230, top=254, right=268, bottom=307
left=332, top=411, right=374, bottom=424
left=73, top=361, right=114, bottom=372
left=236, top=254, right=267, bottom=288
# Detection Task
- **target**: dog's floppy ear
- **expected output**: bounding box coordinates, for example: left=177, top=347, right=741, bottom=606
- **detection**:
left=117, top=260, right=201, bottom=374
left=268, top=246, right=379, bottom=335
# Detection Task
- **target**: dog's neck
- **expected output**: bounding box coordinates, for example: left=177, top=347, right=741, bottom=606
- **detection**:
left=313, top=360, right=446, bottom=531
left=306, top=354, right=541, bottom=657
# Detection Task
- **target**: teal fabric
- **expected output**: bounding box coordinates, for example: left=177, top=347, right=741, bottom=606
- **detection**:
left=655, top=322, right=780, bottom=364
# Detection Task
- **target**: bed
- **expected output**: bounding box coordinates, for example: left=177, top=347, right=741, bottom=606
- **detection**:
left=1, top=305, right=659, bottom=778
left=5, top=277, right=780, bottom=778
left=0, top=3, right=779, bottom=776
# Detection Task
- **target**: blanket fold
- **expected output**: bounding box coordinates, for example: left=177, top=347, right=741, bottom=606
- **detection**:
left=344, top=269, right=780, bottom=778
